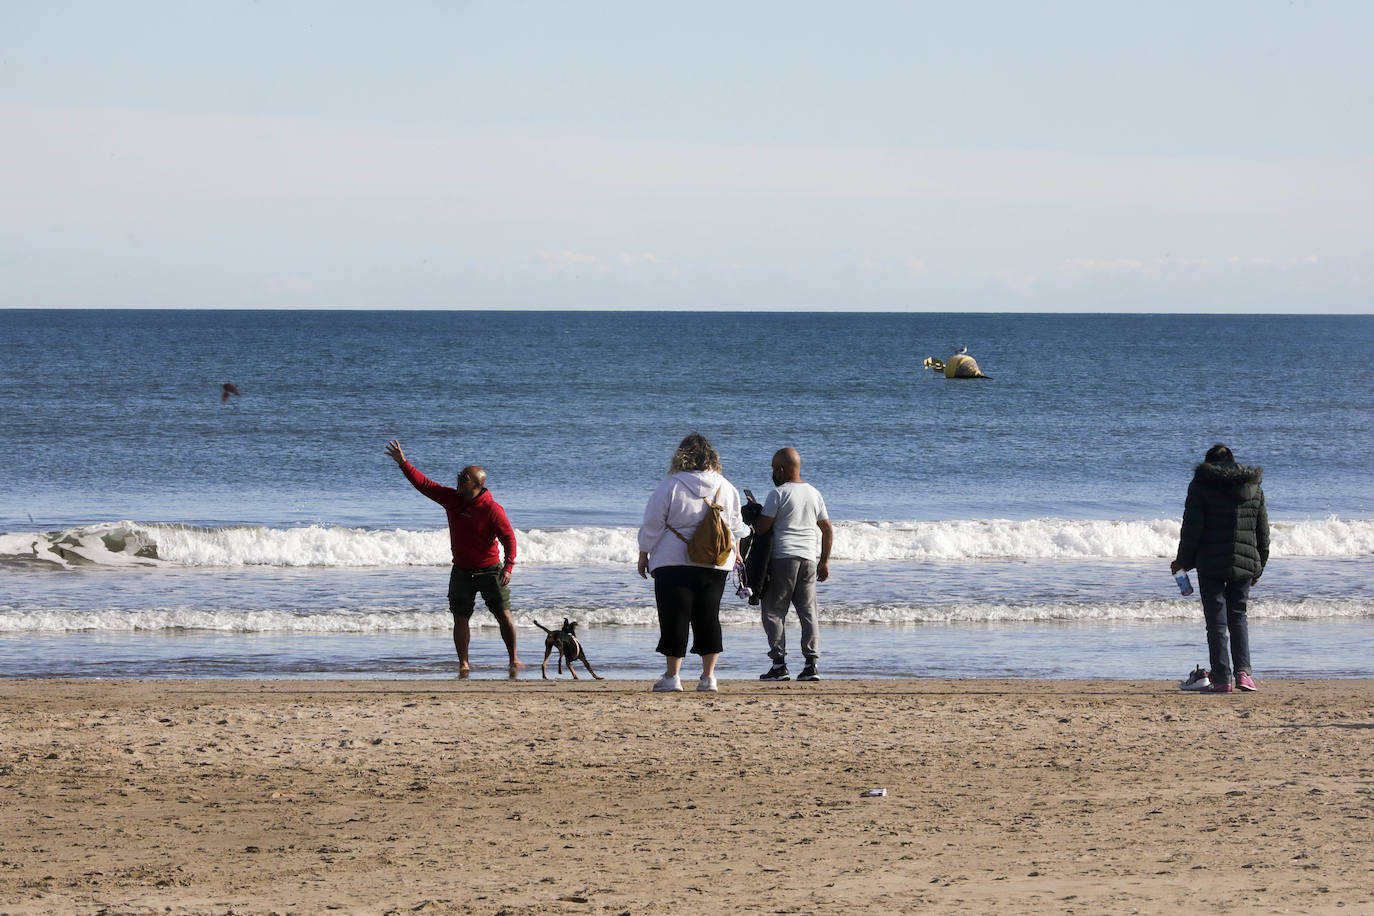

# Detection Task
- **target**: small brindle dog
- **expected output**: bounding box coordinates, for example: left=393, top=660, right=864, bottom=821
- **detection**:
left=533, top=618, right=603, bottom=680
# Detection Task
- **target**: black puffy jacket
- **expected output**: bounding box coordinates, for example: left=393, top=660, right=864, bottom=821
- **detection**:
left=1174, top=461, right=1270, bottom=581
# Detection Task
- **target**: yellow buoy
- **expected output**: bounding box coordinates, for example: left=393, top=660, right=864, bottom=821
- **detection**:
left=944, top=354, right=987, bottom=379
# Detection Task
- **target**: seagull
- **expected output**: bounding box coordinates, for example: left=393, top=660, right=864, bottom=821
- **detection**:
left=221, top=382, right=241, bottom=403
left=955, top=346, right=967, bottom=355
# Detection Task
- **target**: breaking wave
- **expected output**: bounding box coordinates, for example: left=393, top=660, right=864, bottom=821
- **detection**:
left=0, top=597, right=1370, bottom=634
left=2, top=517, right=1372, bottom=569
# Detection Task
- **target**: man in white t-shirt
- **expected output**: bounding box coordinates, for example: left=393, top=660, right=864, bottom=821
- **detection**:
left=753, top=447, right=832, bottom=682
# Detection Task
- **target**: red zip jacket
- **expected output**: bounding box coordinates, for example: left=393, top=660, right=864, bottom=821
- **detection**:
left=400, top=462, right=517, bottom=572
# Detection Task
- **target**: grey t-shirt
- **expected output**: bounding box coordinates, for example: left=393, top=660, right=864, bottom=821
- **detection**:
left=762, top=481, right=829, bottom=561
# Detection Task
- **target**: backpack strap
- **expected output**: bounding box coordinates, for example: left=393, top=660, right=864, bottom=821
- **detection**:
left=664, top=486, right=720, bottom=544
left=664, top=478, right=691, bottom=544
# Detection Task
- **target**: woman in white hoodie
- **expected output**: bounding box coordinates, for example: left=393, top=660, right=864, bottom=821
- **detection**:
left=637, top=433, right=750, bottom=692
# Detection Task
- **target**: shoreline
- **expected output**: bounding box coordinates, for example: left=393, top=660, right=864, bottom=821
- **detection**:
left=3, top=678, right=1371, bottom=915
left=8, top=670, right=1374, bottom=682
left=7, top=615, right=1374, bottom=681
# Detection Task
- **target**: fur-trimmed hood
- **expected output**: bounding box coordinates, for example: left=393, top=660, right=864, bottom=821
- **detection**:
left=1191, top=461, right=1263, bottom=501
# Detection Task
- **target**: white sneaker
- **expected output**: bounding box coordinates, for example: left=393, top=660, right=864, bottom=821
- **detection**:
left=697, top=675, right=718, bottom=692
left=1179, top=665, right=1211, bottom=691
left=652, top=674, right=683, bottom=692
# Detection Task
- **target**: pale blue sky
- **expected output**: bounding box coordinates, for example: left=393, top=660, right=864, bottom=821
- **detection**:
left=3, top=1, right=1371, bottom=311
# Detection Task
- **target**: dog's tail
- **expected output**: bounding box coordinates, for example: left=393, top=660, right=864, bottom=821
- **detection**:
left=532, top=619, right=555, bottom=634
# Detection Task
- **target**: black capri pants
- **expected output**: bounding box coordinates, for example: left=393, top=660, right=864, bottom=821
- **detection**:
left=652, top=565, right=728, bottom=657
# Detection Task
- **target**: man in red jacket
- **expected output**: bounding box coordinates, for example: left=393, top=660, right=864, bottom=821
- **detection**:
left=386, top=439, right=522, bottom=674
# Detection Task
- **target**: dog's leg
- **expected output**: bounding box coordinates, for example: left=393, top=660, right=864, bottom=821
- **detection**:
left=541, top=641, right=554, bottom=679
left=577, top=650, right=604, bottom=681
left=567, top=635, right=597, bottom=679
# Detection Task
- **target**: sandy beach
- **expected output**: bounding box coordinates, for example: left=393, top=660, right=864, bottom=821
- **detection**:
left=1, top=677, right=1370, bottom=915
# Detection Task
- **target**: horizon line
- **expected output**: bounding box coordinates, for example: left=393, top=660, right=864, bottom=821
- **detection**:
left=4, top=306, right=1373, bottom=317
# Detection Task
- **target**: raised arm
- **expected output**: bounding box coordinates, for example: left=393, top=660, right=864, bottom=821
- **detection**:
left=386, top=439, right=455, bottom=503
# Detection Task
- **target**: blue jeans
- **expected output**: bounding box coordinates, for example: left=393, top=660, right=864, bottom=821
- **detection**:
left=1198, top=575, right=1252, bottom=685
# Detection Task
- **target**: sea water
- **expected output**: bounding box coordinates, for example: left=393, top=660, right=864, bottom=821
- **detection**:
left=1, top=310, right=1371, bottom=680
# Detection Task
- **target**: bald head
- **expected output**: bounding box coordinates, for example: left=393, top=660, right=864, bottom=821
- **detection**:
left=771, top=447, right=802, bottom=484
left=458, top=465, right=487, bottom=497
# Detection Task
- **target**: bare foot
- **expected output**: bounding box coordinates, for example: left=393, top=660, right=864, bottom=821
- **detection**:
left=508, top=660, right=526, bottom=669
left=458, top=664, right=471, bottom=680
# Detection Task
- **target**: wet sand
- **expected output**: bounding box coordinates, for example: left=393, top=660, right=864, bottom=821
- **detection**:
left=1, top=678, right=1370, bottom=915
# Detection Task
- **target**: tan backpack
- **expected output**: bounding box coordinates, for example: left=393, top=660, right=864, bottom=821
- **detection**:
left=667, top=486, right=733, bottom=566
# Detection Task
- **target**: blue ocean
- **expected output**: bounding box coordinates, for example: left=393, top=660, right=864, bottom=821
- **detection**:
left=2, top=310, right=1372, bottom=680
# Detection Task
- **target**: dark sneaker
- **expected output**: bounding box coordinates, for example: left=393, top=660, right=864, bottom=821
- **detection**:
left=1235, top=672, right=1258, bottom=692
left=759, top=665, right=790, bottom=681
left=797, top=664, right=820, bottom=681
left=1199, top=682, right=1233, bottom=694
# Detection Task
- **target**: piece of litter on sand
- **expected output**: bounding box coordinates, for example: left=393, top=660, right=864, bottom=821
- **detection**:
left=862, top=788, right=887, bottom=797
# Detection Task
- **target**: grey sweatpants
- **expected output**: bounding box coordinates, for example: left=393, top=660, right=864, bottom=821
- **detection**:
left=761, top=556, right=819, bottom=664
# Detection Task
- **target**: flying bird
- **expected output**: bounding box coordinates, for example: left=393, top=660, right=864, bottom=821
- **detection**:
left=221, top=383, right=241, bottom=403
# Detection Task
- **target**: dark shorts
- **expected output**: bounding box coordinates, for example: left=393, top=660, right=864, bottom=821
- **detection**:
left=651, top=565, right=727, bottom=657
left=447, top=565, right=510, bottom=619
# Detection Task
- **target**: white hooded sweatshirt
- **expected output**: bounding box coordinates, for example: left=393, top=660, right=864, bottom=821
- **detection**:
left=638, top=470, right=751, bottom=572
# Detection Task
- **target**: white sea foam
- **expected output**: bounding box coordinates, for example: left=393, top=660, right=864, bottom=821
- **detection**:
left=3, top=517, right=1372, bottom=569
left=0, top=607, right=458, bottom=634
left=0, top=596, right=1368, bottom=634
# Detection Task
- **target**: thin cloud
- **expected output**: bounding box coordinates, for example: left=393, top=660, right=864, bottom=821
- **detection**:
left=539, top=250, right=598, bottom=273
left=4, top=103, right=1371, bottom=214
left=1063, top=258, right=1146, bottom=273
left=1062, top=254, right=1324, bottom=278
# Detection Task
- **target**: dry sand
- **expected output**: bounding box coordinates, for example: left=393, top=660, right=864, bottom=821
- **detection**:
left=1, top=677, right=1371, bottom=915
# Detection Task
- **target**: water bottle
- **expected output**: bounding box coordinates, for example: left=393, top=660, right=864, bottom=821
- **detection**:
left=1174, top=572, right=1194, bottom=596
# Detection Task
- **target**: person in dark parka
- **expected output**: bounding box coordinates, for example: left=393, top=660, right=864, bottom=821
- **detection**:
left=1171, top=443, right=1270, bottom=693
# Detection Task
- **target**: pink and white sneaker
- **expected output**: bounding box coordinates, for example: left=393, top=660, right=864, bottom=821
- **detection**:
left=1235, top=672, right=1258, bottom=692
